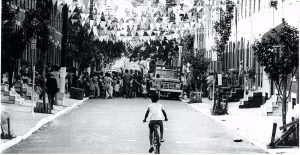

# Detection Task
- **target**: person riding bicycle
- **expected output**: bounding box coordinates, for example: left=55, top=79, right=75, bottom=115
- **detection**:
left=143, top=92, right=168, bottom=153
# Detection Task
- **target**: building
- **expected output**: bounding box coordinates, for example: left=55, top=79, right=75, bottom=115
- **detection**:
left=11, top=0, right=63, bottom=72
left=202, top=0, right=299, bottom=116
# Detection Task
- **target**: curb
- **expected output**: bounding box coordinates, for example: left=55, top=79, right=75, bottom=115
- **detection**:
left=183, top=102, right=281, bottom=154
left=0, top=98, right=89, bottom=152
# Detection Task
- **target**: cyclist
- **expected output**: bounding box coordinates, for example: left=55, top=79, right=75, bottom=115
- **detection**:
left=143, top=92, right=168, bottom=153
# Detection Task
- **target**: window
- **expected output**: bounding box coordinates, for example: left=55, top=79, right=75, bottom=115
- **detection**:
left=241, top=0, right=243, bottom=19
left=249, top=0, right=251, bottom=16
left=254, top=0, right=256, bottom=13
left=258, top=0, right=261, bottom=12
left=245, top=0, right=247, bottom=18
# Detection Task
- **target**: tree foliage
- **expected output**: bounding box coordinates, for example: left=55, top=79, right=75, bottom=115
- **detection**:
left=213, top=0, right=235, bottom=60
left=184, top=49, right=210, bottom=79
left=253, top=20, right=299, bottom=83
left=126, top=39, right=179, bottom=64
left=1, top=0, right=28, bottom=73
left=23, top=0, right=52, bottom=52
left=252, top=19, right=299, bottom=129
left=66, top=19, right=126, bottom=71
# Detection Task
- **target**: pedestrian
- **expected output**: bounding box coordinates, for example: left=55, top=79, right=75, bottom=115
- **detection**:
left=45, top=73, right=58, bottom=110
left=155, top=74, right=162, bottom=99
left=51, top=69, right=60, bottom=105
left=129, top=70, right=134, bottom=98
left=123, top=69, right=132, bottom=98
left=93, top=73, right=100, bottom=98
left=104, top=72, right=113, bottom=99
left=82, top=73, right=90, bottom=97
left=142, top=81, right=148, bottom=99
left=186, top=71, right=193, bottom=98
left=181, top=70, right=188, bottom=99
left=137, top=71, right=143, bottom=97
left=112, top=77, right=117, bottom=97
left=132, top=70, right=139, bottom=98
left=115, top=80, right=120, bottom=97
left=207, top=73, right=214, bottom=100
left=89, top=75, right=95, bottom=98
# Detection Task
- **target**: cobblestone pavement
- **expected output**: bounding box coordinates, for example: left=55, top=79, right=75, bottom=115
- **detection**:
left=3, top=98, right=266, bottom=154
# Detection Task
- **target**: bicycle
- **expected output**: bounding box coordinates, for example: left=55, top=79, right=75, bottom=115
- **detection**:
left=144, top=120, right=165, bottom=154
left=152, top=125, right=161, bottom=154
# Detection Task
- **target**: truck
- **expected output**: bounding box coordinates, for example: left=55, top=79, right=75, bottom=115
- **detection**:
left=149, top=65, right=183, bottom=99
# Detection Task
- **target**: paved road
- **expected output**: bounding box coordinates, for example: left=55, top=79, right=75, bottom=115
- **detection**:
left=3, top=98, right=266, bottom=154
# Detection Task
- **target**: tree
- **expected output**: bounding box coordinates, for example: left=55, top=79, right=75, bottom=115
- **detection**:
left=182, top=33, right=210, bottom=92
left=252, top=19, right=299, bottom=131
left=213, top=0, right=235, bottom=72
left=1, top=0, right=28, bottom=89
left=23, top=0, right=52, bottom=111
left=183, top=49, right=210, bottom=92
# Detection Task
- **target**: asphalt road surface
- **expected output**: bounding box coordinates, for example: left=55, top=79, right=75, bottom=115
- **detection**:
left=3, top=98, right=266, bottom=154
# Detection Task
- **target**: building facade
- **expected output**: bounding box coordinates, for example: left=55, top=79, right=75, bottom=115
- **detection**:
left=12, top=0, right=63, bottom=71
left=202, top=0, right=299, bottom=115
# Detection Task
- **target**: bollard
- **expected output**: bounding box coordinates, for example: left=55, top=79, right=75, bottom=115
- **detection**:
left=270, top=122, right=277, bottom=147
left=7, top=118, right=11, bottom=139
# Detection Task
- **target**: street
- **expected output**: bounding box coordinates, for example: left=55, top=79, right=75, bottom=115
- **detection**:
left=3, top=98, right=266, bottom=154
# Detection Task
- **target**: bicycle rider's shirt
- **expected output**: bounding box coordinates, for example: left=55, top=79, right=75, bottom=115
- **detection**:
left=147, top=103, right=164, bottom=120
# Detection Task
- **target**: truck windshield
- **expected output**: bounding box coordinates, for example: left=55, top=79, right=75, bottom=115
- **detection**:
left=156, top=69, right=177, bottom=79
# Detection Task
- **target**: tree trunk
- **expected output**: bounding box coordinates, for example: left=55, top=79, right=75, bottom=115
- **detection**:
left=8, top=69, right=14, bottom=90
left=282, top=75, right=287, bottom=133
left=42, top=51, right=46, bottom=112
left=8, top=58, right=16, bottom=90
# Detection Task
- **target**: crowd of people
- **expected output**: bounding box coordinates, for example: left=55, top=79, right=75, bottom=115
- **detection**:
left=66, top=69, right=151, bottom=99
left=2, top=64, right=237, bottom=108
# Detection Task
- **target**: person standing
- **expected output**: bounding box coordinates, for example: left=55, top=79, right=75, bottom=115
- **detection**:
left=142, top=81, right=148, bottom=99
left=180, top=70, right=187, bottom=98
left=155, top=74, right=162, bottom=99
left=129, top=70, right=134, bottom=98
left=93, top=73, right=100, bottom=98
left=89, top=75, right=95, bottom=98
left=104, top=72, right=113, bottom=99
left=115, top=80, right=120, bottom=97
left=132, top=70, right=139, bottom=98
left=123, top=69, right=132, bottom=98
left=137, top=71, right=143, bottom=97
left=51, top=70, right=60, bottom=105
left=207, top=73, right=214, bottom=100
left=46, top=74, right=58, bottom=110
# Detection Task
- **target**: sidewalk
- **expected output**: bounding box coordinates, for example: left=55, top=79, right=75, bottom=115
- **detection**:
left=0, top=95, right=88, bottom=152
left=183, top=98, right=299, bottom=154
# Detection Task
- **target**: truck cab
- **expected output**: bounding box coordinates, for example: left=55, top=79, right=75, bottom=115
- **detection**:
left=150, top=65, right=182, bottom=99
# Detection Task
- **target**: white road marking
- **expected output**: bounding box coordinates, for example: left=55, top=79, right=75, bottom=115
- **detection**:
left=164, top=128, right=182, bottom=131
left=121, top=140, right=137, bottom=142
left=175, top=141, right=198, bottom=144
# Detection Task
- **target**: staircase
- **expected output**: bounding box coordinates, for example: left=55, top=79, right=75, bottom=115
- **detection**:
left=220, top=87, right=244, bottom=102
left=239, top=91, right=266, bottom=108
left=1, top=84, right=14, bottom=104
left=14, top=83, right=39, bottom=101
left=1, top=83, right=38, bottom=105
left=226, top=87, right=244, bottom=102
left=260, top=95, right=282, bottom=116
left=1, top=84, right=25, bottom=105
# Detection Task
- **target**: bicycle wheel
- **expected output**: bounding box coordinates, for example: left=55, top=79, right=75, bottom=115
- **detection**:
left=154, top=128, right=160, bottom=154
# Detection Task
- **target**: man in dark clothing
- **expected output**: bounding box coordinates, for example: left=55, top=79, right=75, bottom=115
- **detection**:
left=46, top=74, right=58, bottom=110
left=123, top=69, right=132, bottom=98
